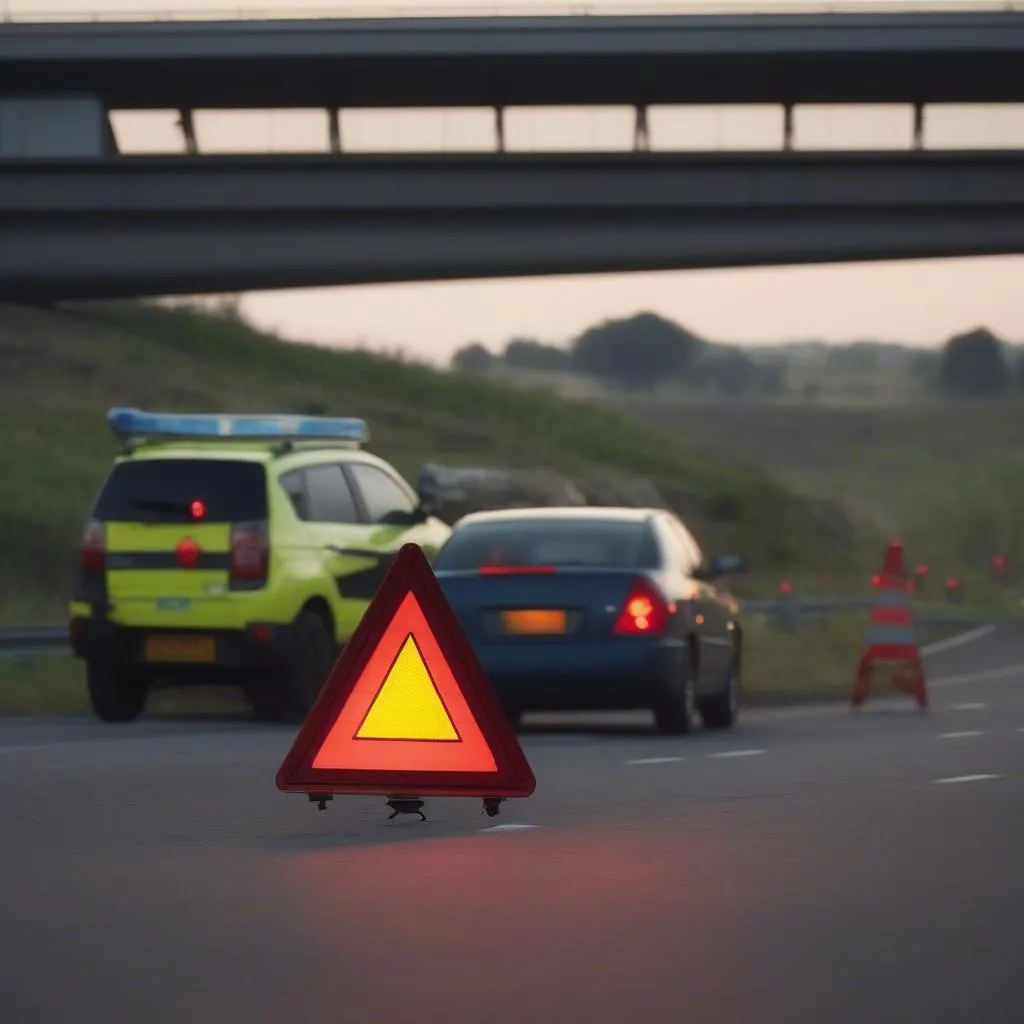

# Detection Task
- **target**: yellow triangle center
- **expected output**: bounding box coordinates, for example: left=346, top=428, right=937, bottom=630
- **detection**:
left=355, top=634, right=460, bottom=742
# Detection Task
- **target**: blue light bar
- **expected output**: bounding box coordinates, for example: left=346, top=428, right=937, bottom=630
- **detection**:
left=107, top=407, right=369, bottom=445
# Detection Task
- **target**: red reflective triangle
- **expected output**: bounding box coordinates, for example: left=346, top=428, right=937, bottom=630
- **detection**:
left=276, top=543, right=536, bottom=800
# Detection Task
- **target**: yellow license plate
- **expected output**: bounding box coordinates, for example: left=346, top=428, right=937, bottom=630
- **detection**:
left=501, top=610, right=567, bottom=636
left=144, top=634, right=216, bottom=663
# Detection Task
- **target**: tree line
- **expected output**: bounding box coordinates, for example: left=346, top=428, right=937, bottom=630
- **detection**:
left=451, top=314, right=1023, bottom=399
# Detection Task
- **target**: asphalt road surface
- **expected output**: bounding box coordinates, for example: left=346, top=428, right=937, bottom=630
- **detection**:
left=3, top=627, right=1024, bottom=1024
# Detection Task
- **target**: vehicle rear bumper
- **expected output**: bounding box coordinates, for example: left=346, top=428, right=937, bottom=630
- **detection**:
left=69, top=616, right=294, bottom=679
left=474, top=637, right=687, bottom=711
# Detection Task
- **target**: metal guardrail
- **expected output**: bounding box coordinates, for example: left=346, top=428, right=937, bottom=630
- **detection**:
left=0, top=626, right=74, bottom=653
left=3, top=1, right=1022, bottom=23
left=0, top=598, right=1003, bottom=654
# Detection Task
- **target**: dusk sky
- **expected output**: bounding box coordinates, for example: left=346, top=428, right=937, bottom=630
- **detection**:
left=15, top=0, right=1024, bottom=363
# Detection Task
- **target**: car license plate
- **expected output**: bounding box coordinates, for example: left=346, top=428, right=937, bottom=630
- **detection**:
left=500, top=610, right=567, bottom=636
left=144, top=634, right=216, bottom=663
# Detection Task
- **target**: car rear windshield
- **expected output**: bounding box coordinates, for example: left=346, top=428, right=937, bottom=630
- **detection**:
left=433, top=517, right=660, bottom=571
left=92, top=459, right=268, bottom=523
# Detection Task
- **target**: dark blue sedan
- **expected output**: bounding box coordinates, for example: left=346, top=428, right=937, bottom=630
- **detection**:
left=433, top=506, right=743, bottom=735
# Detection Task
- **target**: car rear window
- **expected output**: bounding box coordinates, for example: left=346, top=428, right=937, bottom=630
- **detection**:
left=92, top=459, right=268, bottom=523
left=433, top=517, right=660, bottom=571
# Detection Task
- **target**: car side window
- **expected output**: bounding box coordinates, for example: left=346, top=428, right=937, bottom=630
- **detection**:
left=302, top=464, right=361, bottom=524
left=348, top=462, right=417, bottom=524
left=279, top=469, right=310, bottom=521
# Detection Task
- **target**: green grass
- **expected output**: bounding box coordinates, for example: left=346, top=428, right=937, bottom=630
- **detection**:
left=608, top=394, right=1024, bottom=593
left=0, top=654, right=253, bottom=718
left=0, top=300, right=874, bottom=622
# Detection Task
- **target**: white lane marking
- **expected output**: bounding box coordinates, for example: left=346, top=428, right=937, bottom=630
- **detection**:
left=932, top=774, right=1002, bottom=785
left=920, top=624, right=996, bottom=657
left=950, top=702, right=987, bottom=711
left=481, top=824, right=539, bottom=833
left=710, top=749, right=766, bottom=759
left=937, top=731, right=984, bottom=739
left=931, top=665, right=1024, bottom=688
left=626, top=756, right=684, bottom=765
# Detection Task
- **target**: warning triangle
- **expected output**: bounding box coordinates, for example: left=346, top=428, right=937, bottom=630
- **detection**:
left=276, top=543, right=536, bottom=800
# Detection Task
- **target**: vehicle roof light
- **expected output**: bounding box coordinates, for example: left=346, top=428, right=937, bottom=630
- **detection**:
left=107, top=407, right=369, bottom=446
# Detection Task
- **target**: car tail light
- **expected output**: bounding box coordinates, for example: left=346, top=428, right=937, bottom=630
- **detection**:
left=230, top=520, right=269, bottom=584
left=80, top=519, right=106, bottom=574
left=613, top=578, right=674, bottom=636
left=478, top=565, right=557, bottom=576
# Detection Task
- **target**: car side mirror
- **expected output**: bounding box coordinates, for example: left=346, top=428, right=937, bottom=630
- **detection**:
left=708, top=553, right=745, bottom=577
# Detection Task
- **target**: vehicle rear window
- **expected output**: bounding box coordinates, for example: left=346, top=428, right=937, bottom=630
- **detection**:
left=92, top=459, right=268, bottom=523
left=433, top=518, right=660, bottom=571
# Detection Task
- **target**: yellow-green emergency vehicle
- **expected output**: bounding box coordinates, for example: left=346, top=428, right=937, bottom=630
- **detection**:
left=69, top=408, right=451, bottom=723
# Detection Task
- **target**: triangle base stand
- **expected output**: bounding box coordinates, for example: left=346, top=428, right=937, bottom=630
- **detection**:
left=387, top=797, right=427, bottom=822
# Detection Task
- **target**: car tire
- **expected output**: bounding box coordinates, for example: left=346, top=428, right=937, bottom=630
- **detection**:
left=653, top=649, right=698, bottom=736
left=86, top=660, right=148, bottom=723
left=699, top=651, right=741, bottom=731
left=282, top=607, right=338, bottom=719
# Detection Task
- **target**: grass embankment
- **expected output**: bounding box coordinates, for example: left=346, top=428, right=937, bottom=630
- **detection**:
left=613, top=395, right=1024, bottom=601
left=0, top=614, right=967, bottom=718
left=0, top=300, right=874, bottom=623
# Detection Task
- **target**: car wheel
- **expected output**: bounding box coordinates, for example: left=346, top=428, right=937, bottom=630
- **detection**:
left=86, top=660, right=148, bottom=723
left=283, top=608, right=338, bottom=719
left=699, top=652, right=741, bottom=731
left=653, top=652, right=697, bottom=736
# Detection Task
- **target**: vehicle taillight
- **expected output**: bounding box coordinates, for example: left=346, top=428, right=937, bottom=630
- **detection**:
left=80, top=519, right=106, bottom=574
left=230, top=520, right=269, bottom=584
left=613, top=578, right=674, bottom=636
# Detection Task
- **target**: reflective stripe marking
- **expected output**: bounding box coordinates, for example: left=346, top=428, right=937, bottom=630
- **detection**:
left=871, top=606, right=913, bottom=626
left=865, top=625, right=917, bottom=645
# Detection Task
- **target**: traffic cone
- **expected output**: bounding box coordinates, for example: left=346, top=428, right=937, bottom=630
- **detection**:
left=851, top=540, right=928, bottom=711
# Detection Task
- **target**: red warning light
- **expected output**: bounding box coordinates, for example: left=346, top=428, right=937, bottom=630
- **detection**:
left=778, top=581, right=793, bottom=595
left=914, top=564, right=928, bottom=577
left=175, top=537, right=201, bottom=569
left=946, top=576, right=960, bottom=589
left=993, top=554, right=1008, bottom=570
left=871, top=575, right=881, bottom=587
left=190, top=499, right=206, bottom=520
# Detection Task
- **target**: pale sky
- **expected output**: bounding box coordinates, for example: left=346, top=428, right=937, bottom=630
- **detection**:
left=12, top=0, right=1024, bottom=362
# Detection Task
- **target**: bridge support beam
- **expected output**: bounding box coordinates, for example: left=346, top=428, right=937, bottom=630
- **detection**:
left=1, top=151, right=1023, bottom=301
left=0, top=96, right=109, bottom=158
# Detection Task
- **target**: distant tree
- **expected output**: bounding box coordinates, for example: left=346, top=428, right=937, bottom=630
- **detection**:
left=828, top=343, right=880, bottom=371
left=571, top=312, right=702, bottom=390
left=938, top=328, right=1011, bottom=398
left=753, top=357, right=787, bottom=395
left=702, top=347, right=759, bottom=395
left=502, top=338, right=570, bottom=373
left=908, top=349, right=941, bottom=388
left=451, top=343, right=493, bottom=373
left=1015, top=348, right=1024, bottom=392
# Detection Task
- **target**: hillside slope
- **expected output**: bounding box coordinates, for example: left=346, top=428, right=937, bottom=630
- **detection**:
left=0, top=301, right=869, bottom=621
